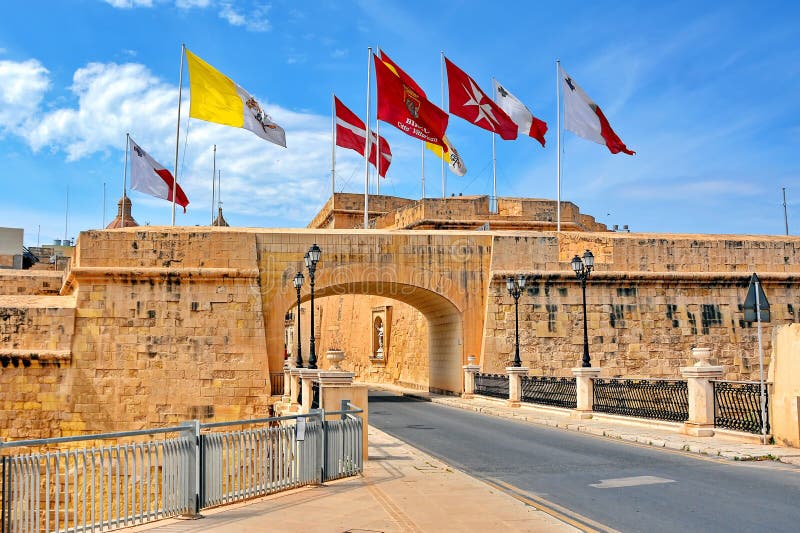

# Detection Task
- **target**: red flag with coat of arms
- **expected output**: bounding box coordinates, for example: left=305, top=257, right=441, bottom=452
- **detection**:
left=374, top=55, right=449, bottom=148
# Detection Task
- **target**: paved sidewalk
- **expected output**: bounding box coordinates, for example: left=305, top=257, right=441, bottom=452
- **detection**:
left=130, top=426, right=577, bottom=533
left=375, top=383, right=800, bottom=467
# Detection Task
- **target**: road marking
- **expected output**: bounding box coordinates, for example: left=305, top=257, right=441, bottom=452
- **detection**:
left=488, top=478, right=620, bottom=533
left=590, top=476, right=676, bottom=489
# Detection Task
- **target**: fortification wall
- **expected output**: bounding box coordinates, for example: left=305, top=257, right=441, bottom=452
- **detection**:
left=482, top=233, right=800, bottom=379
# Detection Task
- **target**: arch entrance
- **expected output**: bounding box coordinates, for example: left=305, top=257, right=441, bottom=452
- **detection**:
left=286, top=281, right=463, bottom=393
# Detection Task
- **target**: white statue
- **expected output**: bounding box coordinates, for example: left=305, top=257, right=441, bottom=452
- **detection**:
left=375, top=322, right=385, bottom=358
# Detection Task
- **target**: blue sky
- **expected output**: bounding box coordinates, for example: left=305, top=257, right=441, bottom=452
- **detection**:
left=0, top=0, right=798, bottom=245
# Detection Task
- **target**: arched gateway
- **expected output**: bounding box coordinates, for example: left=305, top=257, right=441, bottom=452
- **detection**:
left=259, top=230, right=491, bottom=393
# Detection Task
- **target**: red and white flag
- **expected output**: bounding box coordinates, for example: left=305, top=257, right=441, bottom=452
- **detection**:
left=493, top=79, right=547, bottom=147
left=445, top=57, right=517, bottom=140
left=129, top=138, right=190, bottom=212
left=559, top=66, right=634, bottom=155
left=335, top=96, right=392, bottom=177
left=375, top=55, right=449, bottom=147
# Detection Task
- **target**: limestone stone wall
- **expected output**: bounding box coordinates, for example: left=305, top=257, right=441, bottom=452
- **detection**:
left=292, top=294, right=429, bottom=389
left=0, top=270, right=63, bottom=295
left=483, top=233, right=800, bottom=379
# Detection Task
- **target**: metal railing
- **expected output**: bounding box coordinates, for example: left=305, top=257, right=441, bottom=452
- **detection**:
left=521, top=376, right=577, bottom=408
left=593, top=378, right=689, bottom=422
left=474, top=373, right=509, bottom=399
left=0, top=425, right=192, bottom=533
left=712, top=381, right=770, bottom=434
left=1, top=405, right=364, bottom=533
left=269, top=372, right=285, bottom=396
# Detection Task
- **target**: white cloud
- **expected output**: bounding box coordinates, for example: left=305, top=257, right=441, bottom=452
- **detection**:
left=175, top=0, right=211, bottom=7
left=218, top=2, right=271, bottom=32
left=104, top=0, right=154, bottom=8
left=0, top=57, right=332, bottom=223
left=0, top=59, right=50, bottom=133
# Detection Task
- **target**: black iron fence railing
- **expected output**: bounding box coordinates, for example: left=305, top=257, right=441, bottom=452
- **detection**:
left=311, top=380, right=320, bottom=409
left=270, top=372, right=285, bottom=396
left=474, top=373, right=509, bottom=399
left=593, top=378, right=689, bottom=422
left=521, top=376, right=577, bottom=408
left=712, top=380, right=769, bottom=434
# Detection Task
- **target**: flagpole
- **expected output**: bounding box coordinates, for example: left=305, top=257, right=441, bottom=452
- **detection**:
left=491, top=78, right=498, bottom=213
left=217, top=170, right=221, bottom=211
left=375, top=51, right=381, bottom=196
left=364, top=47, right=372, bottom=230
left=440, top=50, right=446, bottom=199
left=102, top=181, right=106, bottom=228
left=210, top=144, right=216, bottom=225
left=556, top=59, right=562, bottom=233
left=122, top=133, right=129, bottom=229
left=331, top=93, right=336, bottom=199
left=172, top=44, right=186, bottom=226
left=421, top=142, right=425, bottom=199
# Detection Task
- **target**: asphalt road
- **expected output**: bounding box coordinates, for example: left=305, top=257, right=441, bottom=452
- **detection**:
left=368, top=390, right=800, bottom=533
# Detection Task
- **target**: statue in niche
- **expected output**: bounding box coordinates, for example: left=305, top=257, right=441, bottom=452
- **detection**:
left=374, top=318, right=384, bottom=359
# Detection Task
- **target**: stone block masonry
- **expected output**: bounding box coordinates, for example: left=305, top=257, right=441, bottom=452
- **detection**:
left=1, top=224, right=799, bottom=441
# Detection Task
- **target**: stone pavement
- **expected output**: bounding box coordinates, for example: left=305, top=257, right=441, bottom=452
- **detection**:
left=130, top=425, right=577, bottom=533
left=375, top=384, right=800, bottom=467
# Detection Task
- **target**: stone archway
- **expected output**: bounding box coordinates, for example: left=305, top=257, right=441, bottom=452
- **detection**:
left=289, top=281, right=464, bottom=394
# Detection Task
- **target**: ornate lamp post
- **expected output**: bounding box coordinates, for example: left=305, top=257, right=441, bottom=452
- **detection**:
left=292, top=271, right=304, bottom=368
left=506, top=274, right=527, bottom=367
left=305, top=243, right=322, bottom=369
left=571, top=250, right=594, bottom=368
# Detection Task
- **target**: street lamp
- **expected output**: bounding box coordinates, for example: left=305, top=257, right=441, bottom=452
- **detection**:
left=305, top=243, right=322, bottom=369
left=292, top=271, right=304, bottom=368
left=506, top=273, right=527, bottom=367
left=571, top=250, right=594, bottom=368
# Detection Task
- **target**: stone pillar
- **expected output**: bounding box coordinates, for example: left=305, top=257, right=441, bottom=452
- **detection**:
left=463, top=357, right=480, bottom=399
left=316, top=371, right=368, bottom=462
left=681, top=347, right=724, bottom=437
left=506, top=366, right=529, bottom=408
left=299, top=368, right=320, bottom=413
left=572, top=367, right=601, bottom=418
left=282, top=365, right=292, bottom=403
left=289, top=368, right=303, bottom=411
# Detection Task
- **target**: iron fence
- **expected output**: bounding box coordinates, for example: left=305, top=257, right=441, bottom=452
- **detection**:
left=593, top=378, right=689, bottom=422
left=521, top=376, right=577, bottom=408
left=712, top=381, right=769, bottom=434
left=474, top=373, right=509, bottom=399
left=0, top=405, right=363, bottom=533
left=269, top=372, right=285, bottom=396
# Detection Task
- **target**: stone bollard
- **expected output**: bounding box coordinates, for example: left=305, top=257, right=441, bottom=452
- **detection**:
left=506, top=366, right=529, bottom=408
left=680, top=347, right=724, bottom=436
left=572, top=367, right=601, bottom=419
left=463, top=356, right=480, bottom=399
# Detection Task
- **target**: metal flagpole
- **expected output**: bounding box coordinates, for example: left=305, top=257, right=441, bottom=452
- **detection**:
left=364, top=47, right=372, bottom=229
left=375, top=56, right=381, bottom=196
left=64, top=186, right=69, bottom=243
left=122, top=133, right=129, bottom=229
left=331, top=93, right=336, bottom=199
left=211, top=144, right=216, bottom=225
left=217, top=170, right=221, bottom=210
left=491, top=78, right=498, bottom=214
left=102, top=181, right=106, bottom=228
left=783, top=187, right=789, bottom=235
left=556, top=60, right=562, bottom=232
left=754, top=276, right=768, bottom=445
left=440, top=51, right=446, bottom=199
left=421, top=142, right=425, bottom=199
left=171, top=44, right=186, bottom=226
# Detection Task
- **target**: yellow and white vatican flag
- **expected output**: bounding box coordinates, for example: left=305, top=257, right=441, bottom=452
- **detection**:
left=425, top=135, right=467, bottom=176
left=186, top=49, right=286, bottom=147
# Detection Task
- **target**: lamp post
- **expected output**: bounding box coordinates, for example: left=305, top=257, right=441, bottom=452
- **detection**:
left=506, top=274, right=527, bottom=367
left=305, top=243, right=322, bottom=369
left=292, top=271, right=304, bottom=368
left=571, top=250, right=594, bottom=368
